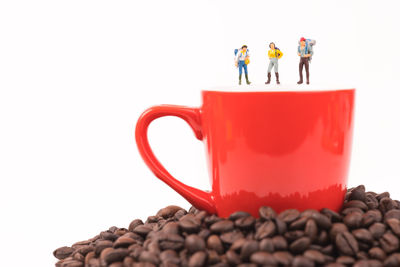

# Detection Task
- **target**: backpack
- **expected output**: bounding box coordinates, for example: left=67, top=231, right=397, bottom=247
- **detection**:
left=298, top=39, right=316, bottom=62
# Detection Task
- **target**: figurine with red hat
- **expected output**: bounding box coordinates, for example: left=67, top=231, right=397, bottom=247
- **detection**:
left=297, top=37, right=314, bottom=84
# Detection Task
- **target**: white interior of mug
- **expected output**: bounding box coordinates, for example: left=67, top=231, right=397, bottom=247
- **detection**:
left=206, top=84, right=355, bottom=92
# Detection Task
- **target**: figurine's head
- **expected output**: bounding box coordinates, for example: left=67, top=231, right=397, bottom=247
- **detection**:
left=300, top=37, right=306, bottom=46
left=241, top=45, right=247, bottom=51
left=269, top=42, right=275, bottom=49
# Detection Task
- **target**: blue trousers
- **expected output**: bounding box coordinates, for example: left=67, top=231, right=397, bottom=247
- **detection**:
left=238, top=60, right=248, bottom=75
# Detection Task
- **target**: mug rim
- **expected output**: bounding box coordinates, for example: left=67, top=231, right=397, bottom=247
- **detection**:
left=203, top=85, right=356, bottom=93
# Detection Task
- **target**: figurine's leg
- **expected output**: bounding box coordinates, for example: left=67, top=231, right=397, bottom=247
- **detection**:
left=244, top=64, right=251, bottom=85
left=238, top=61, right=243, bottom=85
left=266, top=61, right=273, bottom=84
left=305, top=60, right=310, bottom=84
left=274, top=60, right=280, bottom=84
left=297, top=59, right=304, bottom=84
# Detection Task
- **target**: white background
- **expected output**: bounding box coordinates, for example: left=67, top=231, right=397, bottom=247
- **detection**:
left=1, top=0, right=400, bottom=266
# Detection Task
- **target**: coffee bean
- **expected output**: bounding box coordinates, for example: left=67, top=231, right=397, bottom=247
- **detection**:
left=104, top=248, right=129, bottom=264
left=379, top=232, right=399, bottom=253
left=349, top=185, right=366, bottom=201
left=383, top=253, right=400, bottom=267
left=368, top=247, right=386, bottom=261
left=273, top=251, right=293, bottom=265
left=133, top=225, right=153, bottom=237
left=188, top=251, right=206, bottom=267
left=292, top=255, right=315, bottom=267
left=344, top=212, right=363, bottom=229
left=336, top=255, right=355, bottom=265
left=384, top=209, right=400, bottom=222
left=369, top=223, right=386, bottom=239
left=272, top=236, right=287, bottom=250
left=158, top=233, right=185, bottom=251
left=343, top=200, right=369, bottom=211
left=352, top=229, right=373, bottom=244
left=54, top=246, right=75, bottom=260
left=210, top=220, right=234, bottom=233
left=250, top=251, right=276, bottom=265
left=185, top=234, right=205, bottom=254
left=304, top=249, right=325, bottom=264
left=179, top=215, right=201, bottom=233
left=386, top=218, right=400, bottom=236
left=290, top=216, right=308, bottom=230
left=128, top=219, right=144, bottom=232
left=207, top=235, right=224, bottom=254
left=229, top=211, right=251, bottom=221
left=240, top=240, right=259, bottom=260
left=226, top=250, right=241, bottom=265
left=259, top=206, right=277, bottom=221
left=220, top=231, right=244, bottom=245
left=336, top=232, right=359, bottom=256
left=321, top=208, right=342, bottom=222
left=255, top=221, right=276, bottom=240
left=235, top=216, right=255, bottom=230
left=259, top=238, right=274, bottom=252
left=113, top=236, right=136, bottom=248
left=156, top=206, right=183, bottom=219
left=305, top=219, right=318, bottom=241
left=274, top=217, right=287, bottom=235
left=362, top=210, right=382, bottom=227
left=290, top=237, right=311, bottom=254
left=278, top=209, right=300, bottom=224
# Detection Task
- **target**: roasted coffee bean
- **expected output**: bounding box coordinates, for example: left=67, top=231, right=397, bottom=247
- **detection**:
left=292, top=255, right=315, bottom=267
left=226, top=250, right=241, bottom=265
left=273, top=251, right=293, bottom=265
left=336, top=232, right=359, bottom=256
left=321, top=208, right=342, bottom=222
left=210, top=220, right=234, bottom=233
left=304, top=249, right=325, bottom=264
left=278, top=209, right=300, bottom=224
left=54, top=246, right=75, bottom=260
left=255, top=221, right=276, bottom=240
left=207, top=235, right=224, bottom=254
left=240, top=240, right=259, bottom=260
left=272, top=235, right=287, bottom=250
left=368, top=247, right=386, bottom=261
left=229, top=211, right=251, bottom=221
left=349, top=185, right=366, bottom=202
left=157, top=206, right=183, bottom=219
left=53, top=186, right=400, bottom=267
left=344, top=212, right=363, bottom=229
left=379, top=232, right=399, bottom=253
left=185, top=234, right=205, bottom=254
left=250, top=251, right=276, bottom=265
left=369, top=223, right=386, bottom=239
left=290, top=237, right=311, bottom=254
left=305, top=219, right=318, bottom=241
left=235, top=216, right=255, bottom=230
left=259, top=238, right=274, bottom=252
left=352, top=228, right=373, bottom=244
left=188, top=251, right=206, bottom=267
left=259, top=206, right=277, bottom=221
left=386, top=218, right=400, bottom=236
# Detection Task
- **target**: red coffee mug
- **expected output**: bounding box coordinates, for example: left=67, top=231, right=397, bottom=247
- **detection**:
left=135, top=88, right=355, bottom=218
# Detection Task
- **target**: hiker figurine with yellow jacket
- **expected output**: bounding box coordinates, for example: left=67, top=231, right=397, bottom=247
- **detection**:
left=235, top=45, right=251, bottom=85
left=265, top=42, right=283, bottom=85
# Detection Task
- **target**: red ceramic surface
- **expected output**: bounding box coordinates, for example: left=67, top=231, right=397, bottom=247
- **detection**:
left=135, top=89, right=355, bottom=218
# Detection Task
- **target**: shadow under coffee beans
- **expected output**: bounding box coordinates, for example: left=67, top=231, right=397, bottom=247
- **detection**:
left=53, top=185, right=400, bottom=267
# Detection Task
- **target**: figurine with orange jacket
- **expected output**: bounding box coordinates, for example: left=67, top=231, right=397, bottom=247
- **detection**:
left=265, top=42, right=283, bottom=85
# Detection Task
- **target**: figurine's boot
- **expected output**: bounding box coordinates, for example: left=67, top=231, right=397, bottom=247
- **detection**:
left=265, top=73, right=271, bottom=84
left=239, top=74, right=242, bottom=85
left=245, top=74, right=251, bottom=85
left=275, top=72, right=280, bottom=85
left=297, top=73, right=303, bottom=84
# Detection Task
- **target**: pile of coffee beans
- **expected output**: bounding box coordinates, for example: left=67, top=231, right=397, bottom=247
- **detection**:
left=54, top=185, right=400, bottom=267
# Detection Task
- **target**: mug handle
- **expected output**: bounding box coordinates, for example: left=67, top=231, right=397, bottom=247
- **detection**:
left=135, top=105, right=216, bottom=214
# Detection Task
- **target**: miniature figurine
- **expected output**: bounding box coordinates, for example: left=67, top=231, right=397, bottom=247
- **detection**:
left=265, top=42, right=283, bottom=85
left=297, top=37, right=315, bottom=84
left=235, top=45, right=251, bottom=85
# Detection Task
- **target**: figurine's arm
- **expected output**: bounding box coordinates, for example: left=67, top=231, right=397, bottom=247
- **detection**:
left=278, top=50, right=283, bottom=59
